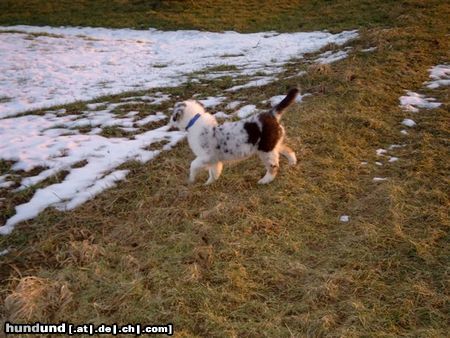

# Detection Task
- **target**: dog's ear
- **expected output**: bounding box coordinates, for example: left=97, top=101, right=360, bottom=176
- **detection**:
left=172, top=102, right=186, bottom=121
left=173, top=110, right=180, bottom=121
left=196, top=100, right=205, bottom=109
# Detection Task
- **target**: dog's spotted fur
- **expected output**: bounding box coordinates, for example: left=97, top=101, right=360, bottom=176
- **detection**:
left=170, top=88, right=299, bottom=184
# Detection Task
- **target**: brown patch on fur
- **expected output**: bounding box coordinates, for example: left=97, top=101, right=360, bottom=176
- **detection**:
left=244, top=122, right=261, bottom=145
left=257, top=113, right=283, bottom=152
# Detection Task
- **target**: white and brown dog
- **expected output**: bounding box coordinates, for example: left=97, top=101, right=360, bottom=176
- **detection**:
left=170, top=88, right=299, bottom=184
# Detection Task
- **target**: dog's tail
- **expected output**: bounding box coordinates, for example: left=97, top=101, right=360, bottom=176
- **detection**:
left=271, top=88, right=299, bottom=119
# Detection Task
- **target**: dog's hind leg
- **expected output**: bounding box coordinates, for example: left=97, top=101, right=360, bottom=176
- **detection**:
left=189, top=157, right=208, bottom=183
left=280, top=144, right=297, bottom=166
left=205, top=161, right=223, bottom=185
left=258, top=151, right=279, bottom=184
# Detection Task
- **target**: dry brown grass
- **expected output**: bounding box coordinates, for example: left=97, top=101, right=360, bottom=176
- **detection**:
left=4, top=276, right=72, bottom=322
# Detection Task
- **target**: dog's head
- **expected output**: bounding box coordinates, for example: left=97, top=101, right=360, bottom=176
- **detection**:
left=169, top=100, right=205, bottom=130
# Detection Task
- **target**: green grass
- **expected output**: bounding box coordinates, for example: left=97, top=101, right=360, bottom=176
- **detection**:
left=0, top=0, right=431, bottom=32
left=1, top=0, right=449, bottom=337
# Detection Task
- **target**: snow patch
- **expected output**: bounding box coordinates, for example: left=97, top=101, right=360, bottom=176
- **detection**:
left=402, top=119, right=416, bottom=127
left=226, top=76, right=276, bottom=92
left=0, top=181, right=14, bottom=189
left=0, top=25, right=358, bottom=118
left=225, top=101, right=243, bottom=110
left=198, top=96, right=226, bottom=108
left=236, top=105, right=258, bottom=119
left=214, top=111, right=231, bottom=119
left=425, top=64, right=450, bottom=89
left=388, top=144, right=405, bottom=150
left=125, top=111, right=140, bottom=117
left=361, top=47, right=377, bottom=53
left=284, top=70, right=307, bottom=79
left=388, top=157, right=399, bottom=163
left=399, top=91, right=441, bottom=112
left=316, top=50, right=349, bottom=64
left=339, top=215, right=350, bottom=222
left=0, top=175, right=15, bottom=189
left=0, top=106, right=184, bottom=235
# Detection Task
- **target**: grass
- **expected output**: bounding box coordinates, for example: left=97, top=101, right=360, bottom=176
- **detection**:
left=0, top=0, right=428, bottom=32
left=1, top=0, right=449, bottom=336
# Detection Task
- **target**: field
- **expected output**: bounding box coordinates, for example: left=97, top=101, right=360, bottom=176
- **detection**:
left=0, top=0, right=449, bottom=336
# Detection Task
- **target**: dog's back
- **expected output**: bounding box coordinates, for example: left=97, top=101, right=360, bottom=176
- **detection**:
left=211, top=88, right=299, bottom=161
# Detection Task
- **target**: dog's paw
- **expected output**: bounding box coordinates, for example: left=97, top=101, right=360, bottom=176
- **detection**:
left=204, top=177, right=215, bottom=185
left=258, top=176, right=274, bottom=184
left=288, top=154, right=297, bottom=166
left=288, top=158, right=297, bottom=166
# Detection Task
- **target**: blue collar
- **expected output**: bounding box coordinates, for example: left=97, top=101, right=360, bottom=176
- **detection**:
left=185, top=113, right=201, bottom=131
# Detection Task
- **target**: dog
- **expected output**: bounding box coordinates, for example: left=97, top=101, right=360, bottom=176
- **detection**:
left=169, top=88, right=299, bottom=184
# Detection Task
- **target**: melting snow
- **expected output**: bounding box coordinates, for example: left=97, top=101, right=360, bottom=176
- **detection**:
left=0, top=181, right=15, bottom=189
left=339, top=215, right=350, bottom=222
left=399, top=91, right=441, bottom=112
left=388, top=157, right=399, bottom=163
left=0, top=25, right=358, bottom=118
left=214, top=111, right=231, bottom=119
left=225, top=101, right=243, bottom=110
left=226, top=76, right=276, bottom=92
left=388, top=144, right=405, bottom=150
left=361, top=47, right=377, bottom=53
left=198, top=96, right=226, bottom=108
left=236, top=105, right=258, bottom=119
left=425, top=64, right=450, bottom=89
left=266, top=95, right=286, bottom=107
left=125, top=111, right=140, bottom=117
left=0, top=175, right=15, bottom=189
left=284, top=70, right=307, bottom=79
left=316, top=50, right=349, bottom=64
left=0, top=103, right=185, bottom=235
left=86, top=102, right=108, bottom=110
left=402, top=118, right=416, bottom=127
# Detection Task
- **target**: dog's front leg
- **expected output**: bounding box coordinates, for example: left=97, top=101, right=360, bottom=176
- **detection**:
left=189, top=157, right=207, bottom=183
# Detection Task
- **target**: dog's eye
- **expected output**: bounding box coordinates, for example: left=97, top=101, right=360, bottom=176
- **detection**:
left=173, top=112, right=179, bottom=121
